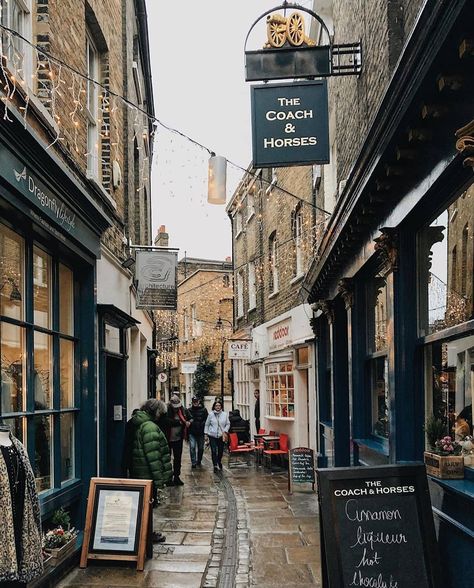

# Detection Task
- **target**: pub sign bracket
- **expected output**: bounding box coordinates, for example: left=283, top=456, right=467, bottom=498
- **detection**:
left=244, top=3, right=362, bottom=82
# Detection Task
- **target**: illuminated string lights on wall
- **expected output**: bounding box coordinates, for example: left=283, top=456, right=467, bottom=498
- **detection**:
left=0, top=23, right=331, bottom=215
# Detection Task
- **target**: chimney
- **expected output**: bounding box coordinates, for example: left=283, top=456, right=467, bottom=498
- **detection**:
left=155, top=225, right=169, bottom=248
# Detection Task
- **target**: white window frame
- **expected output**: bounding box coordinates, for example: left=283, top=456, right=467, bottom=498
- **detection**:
left=248, top=261, right=256, bottom=310
left=0, top=0, right=32, bottom=84
left=236, top=210, right=243, bottom=237
left=237, top=270, right=244, bottom=318
left=86, top=32, right=99, bottom=180
left=247, top=191, right=255, bottom=221
left=190, top=303, right=197, bottom=338
left=183, top=308, right=189, bottom=341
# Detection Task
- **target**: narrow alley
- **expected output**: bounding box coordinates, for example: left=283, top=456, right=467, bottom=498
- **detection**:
left=59, top=453, right=321, bottom=588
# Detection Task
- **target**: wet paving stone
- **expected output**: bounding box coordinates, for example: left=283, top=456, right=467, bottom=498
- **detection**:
left=60, top=450, right=321, bottom=588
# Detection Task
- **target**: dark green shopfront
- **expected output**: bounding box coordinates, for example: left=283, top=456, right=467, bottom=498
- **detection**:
left=303, top=1, right=474, bottom=585
left=0, top=107, right=111, bottom=541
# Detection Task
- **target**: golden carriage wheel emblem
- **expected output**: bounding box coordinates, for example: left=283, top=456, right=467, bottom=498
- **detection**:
left=266, top=12, right=316, bottom=49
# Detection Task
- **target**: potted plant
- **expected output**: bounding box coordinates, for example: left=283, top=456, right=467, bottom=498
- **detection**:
left=43, top=508, right=78, bottom=566
left=424, top=434, right=464, bottom=479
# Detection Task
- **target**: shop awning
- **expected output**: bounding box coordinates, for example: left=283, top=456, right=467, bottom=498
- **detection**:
left=97, top=304, right=141, bottom=329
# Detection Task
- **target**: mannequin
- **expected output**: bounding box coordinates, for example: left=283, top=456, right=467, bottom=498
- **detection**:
left=0, top=423, right=43, bottom=587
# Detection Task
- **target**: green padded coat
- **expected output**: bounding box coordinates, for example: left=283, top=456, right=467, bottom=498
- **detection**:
left=129, top=410, right=172, bottom=488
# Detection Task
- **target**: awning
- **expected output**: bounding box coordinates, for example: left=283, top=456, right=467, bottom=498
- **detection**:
left=97, top=304, right=141, bottom=329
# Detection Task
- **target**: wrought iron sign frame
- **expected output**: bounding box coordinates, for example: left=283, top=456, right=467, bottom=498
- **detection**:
left=244, top=3, right=362, bottom=82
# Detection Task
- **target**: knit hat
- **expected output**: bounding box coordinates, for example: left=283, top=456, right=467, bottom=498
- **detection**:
left=170, top=395, right=182, bottom=408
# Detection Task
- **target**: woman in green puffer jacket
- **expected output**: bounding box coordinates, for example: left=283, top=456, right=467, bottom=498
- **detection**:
left=129, top=399, right=173, bottom=489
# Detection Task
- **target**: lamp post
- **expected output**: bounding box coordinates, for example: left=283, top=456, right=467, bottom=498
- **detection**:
left=215, top=317, right=233, bottom=409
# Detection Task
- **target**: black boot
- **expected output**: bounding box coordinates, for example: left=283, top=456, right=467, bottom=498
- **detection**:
left=174, top=476, right=184, bottom=486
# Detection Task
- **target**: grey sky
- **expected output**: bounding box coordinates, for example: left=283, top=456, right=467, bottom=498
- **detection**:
left=146, top=0, right=314, bottom=259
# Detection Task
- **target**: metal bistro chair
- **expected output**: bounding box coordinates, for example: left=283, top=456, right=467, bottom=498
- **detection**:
left=263, top=433, right=289, bottom=470
left=228, top=432, right=254, bottom=468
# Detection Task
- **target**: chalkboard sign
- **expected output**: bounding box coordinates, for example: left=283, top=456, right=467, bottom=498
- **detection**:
left=317, top=464, right=441, bottom=588
left=288, top=447, right=315, bottom=493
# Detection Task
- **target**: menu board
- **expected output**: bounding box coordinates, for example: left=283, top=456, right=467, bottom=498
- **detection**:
left=289, top=447, right=315, bottom=492
left=317, top=465, right=441, bottom=588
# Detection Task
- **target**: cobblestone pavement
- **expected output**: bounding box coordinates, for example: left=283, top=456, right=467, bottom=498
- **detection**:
left=59, top=450, right=321, bottom=588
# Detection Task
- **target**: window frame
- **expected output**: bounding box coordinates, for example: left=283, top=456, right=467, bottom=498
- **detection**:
left=0, top=0, right=33, bottom=84
left=265, top=361, right=295, bottom=419
left=268, top=232, right=279, bottom=296
left=236, top=270, right=244, bottom=318
left=86, top=31, right=100, bottom=180
left=248, top=260, right=256, bottom=311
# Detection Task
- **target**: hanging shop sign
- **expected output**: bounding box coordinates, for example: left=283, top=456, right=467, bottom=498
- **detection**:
left=317, top=464, right=441, bottom=588
left=181, top=362, right=197, bottom=374
left=228, top=340, right=252, bottom=360
left=268, top=318, right=292, bottom=352
left=135, top=249, right=177, bottom=310
left=251, top=80, right=329, bottom=168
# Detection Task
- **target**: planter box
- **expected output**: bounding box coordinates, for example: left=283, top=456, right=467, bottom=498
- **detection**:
left=424, top=451, right=464, bottom=479
left=44, top=537, right=77, bottom=566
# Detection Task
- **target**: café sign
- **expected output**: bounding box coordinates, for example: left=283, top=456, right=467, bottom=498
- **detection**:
left=228, top=340, right=251, bottom=360
left=251, top=80, right=329, bottom=168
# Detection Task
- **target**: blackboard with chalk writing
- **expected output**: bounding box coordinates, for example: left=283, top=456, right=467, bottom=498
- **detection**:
left=289, top=447, right=315, bottom=492
left=317, top=464, right=441, bottom=588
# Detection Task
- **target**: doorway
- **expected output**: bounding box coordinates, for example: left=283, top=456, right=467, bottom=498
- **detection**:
left=104, top=354, right=126, bottom=477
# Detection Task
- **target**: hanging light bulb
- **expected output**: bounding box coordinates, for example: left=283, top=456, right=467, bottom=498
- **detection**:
left=208, top=154, right=227, bottom=205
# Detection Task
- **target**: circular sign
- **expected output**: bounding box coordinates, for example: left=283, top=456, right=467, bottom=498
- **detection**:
left=158, top=373, right=168, bottom=383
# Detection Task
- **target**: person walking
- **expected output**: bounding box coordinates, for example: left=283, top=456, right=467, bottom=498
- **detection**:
left=167, top=395, right=192, bottom=485
left=128, top=399, right=172, bottom=543
left=254, top=389, right=260, bottom=432
left=188, top=396, right=208, bottom=468
left=204, top=399, right=230, bottom=473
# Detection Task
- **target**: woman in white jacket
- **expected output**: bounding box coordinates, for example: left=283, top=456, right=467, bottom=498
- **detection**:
left=204, top=399, right=230, bottom=472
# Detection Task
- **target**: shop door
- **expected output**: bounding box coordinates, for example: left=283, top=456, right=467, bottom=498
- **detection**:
left=104, top=355, right=126, bottom=477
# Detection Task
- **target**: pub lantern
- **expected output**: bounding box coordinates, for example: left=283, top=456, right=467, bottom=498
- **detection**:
left=207, top=154, right=227, bottom=205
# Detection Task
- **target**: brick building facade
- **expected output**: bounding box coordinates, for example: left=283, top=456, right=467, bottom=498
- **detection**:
left=0, top=0, right=154, bottom=567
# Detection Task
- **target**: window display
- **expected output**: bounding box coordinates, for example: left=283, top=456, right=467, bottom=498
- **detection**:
left=265, top=362, right=295, bottom=418
left=0, top=223, right=78, bottom=494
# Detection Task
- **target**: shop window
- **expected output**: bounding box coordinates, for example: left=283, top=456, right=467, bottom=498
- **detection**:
left=366, top=274, right=390, bottom=439
left=418, top=184, right=473, bottom=336
left=265, top=362, right=295, bottom=418
left=0, top=223, right=79, bottom=494
left=248, top=261, right=256, bottom=310
left=425, top=336, right=473, bottom=456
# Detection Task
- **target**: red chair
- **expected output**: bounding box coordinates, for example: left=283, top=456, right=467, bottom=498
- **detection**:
left=258, top=428, right=266, bottom=434
left=263, top=433, right=289, bottom=470
left=228, top=432, right=254, bottom=468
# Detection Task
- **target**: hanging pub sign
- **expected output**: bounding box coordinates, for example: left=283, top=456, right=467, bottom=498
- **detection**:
left=135, top=249, right=177, bottom=310
left=251, top=80, right=329, bottom=168
left=317, top=464, right=441, bottom=588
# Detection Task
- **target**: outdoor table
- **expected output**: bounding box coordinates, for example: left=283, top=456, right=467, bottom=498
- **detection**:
left=262, top=435, right=280, bottom=449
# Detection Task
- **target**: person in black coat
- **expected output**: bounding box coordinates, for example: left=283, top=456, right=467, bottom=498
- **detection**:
left=229, top=409, right=250, bottom=444
left=188, top=396, right=208, bottom=468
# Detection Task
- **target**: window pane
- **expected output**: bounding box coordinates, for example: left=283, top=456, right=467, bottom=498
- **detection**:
left=368, top=276, right=388, bottom=353
left=371, top=356, right=389, bottom=438
left=34, top=332, right=53, bottom=409
left=2, top=417, right=24, bottom=443
left=427, top=337, right=474, bottom=443
left=0, top=224, right=24, bottom=321
left=104, top=324, right=121, bottom=353
left=0, top=324, right=25, bottom=413
left=418, top=184, right=473, bottom=335
left=60, top=339, right=74, bottom=408
left=60, top=412, right=75, bottom=482
left=34, top=414, right=52, bottom=492
left=59, top=264, right=74, bottom=335
left=33, top=247, right=52, bottom=328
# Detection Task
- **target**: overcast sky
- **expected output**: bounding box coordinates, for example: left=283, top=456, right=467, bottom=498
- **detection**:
left=146, top=0, right=314, bottom=260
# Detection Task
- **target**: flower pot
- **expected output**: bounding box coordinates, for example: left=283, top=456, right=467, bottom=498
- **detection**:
left=44, top=537, right=77, bottom=566
left=424, top=451, right=464, bottom=479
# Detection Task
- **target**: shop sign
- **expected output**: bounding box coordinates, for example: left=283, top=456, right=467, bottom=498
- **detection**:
left=0, top=145, right=98, bottom=254
left=181, top=362, right=197, bottom=374
left=251, top=80, right=329, bottom=168
left=268, top=319, right=292, bottom=352
left=228, top=340, right=251, bottom=360
left=135, top=250, right=177, bottom=310
left=317, top=465, right=441, bottom=588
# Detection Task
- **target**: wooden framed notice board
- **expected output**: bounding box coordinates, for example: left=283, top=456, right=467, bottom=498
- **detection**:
left=80, top=478, right=153, bottom=571
left=317, top=464, right=442, bottom=588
